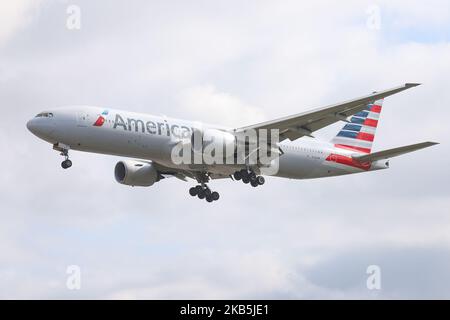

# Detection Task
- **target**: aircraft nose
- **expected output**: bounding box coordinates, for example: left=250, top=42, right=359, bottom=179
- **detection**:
left=26, top=119, right=38, bottom=134
left=26, top=117, right=55, bottom=141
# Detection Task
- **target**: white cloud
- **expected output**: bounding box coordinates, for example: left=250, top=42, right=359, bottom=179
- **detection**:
left=0, top=1, right=41, bottom=46
left=177, top=84, right=266, bottom=127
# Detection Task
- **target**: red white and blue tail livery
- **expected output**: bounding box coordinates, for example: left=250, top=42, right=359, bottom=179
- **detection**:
left=331, top=99, right=383, bottom=154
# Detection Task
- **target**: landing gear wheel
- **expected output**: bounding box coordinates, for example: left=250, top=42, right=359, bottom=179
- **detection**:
left=237, top=169, right=262, bottom=187
left=191, top=182, right=220, bottom=202
left=61, top=159, right=72, bottom=169
left=211, top=192, right=220, bottom=201
left=198, top=189, right=206, bottom=199
left=189, top=187, right=198, bottom=196
left=257, top=176, right=265, bottom=185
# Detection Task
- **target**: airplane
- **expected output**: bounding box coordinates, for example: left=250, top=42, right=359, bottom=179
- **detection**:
left=27, top=83, right=438, bottom=202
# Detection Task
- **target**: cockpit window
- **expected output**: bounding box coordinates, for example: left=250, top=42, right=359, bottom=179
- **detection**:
left=35, top=112, right=54, bottom=118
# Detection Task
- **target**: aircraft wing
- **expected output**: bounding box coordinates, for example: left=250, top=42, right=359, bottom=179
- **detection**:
left=234, top=83, right=420, bottom=142
left=151, top=162, right=192, bottom=181
left=152, top=162, right=229, bottom=181
left=352, top=141, right=439, bottom=163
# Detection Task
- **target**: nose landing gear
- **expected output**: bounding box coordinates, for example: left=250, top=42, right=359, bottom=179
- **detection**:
left=54, top=143, right=72, bottom=169
left=233, top=169, right=265, bottom=187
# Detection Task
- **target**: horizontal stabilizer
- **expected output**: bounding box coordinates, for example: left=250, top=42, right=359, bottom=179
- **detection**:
left=353, top=141, right=439, bottom=162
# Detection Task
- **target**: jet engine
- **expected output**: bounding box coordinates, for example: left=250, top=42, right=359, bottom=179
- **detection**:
left=114, top=160, right=159, bottom=187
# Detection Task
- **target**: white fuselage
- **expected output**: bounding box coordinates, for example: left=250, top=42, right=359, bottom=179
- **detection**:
left=26, top=106, right=388, bottom=180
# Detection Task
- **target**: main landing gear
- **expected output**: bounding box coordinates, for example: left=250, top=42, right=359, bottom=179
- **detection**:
left=189, top=185, right=220, bottom=203
left=233, top=169, right=265, bottom=187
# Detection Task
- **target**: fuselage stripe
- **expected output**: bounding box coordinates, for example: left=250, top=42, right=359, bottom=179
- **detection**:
left=326, top=153, right=371, bottom=170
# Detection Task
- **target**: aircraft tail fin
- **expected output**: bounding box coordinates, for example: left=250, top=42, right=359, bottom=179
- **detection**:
left=352, top=141, right=439, bottom=163
left=331, top=98, right=383, bottom=153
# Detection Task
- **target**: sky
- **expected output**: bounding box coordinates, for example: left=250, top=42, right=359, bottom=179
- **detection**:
left=0, top=0, right=449, bottom=299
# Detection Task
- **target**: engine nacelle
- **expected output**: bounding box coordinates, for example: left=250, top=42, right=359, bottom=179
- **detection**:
left=114, top=160, right=158, bottom=187
left=191, top=128, right=237, bottom=159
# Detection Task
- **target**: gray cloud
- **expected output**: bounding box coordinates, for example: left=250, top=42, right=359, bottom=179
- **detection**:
left=304, top=246, right=450, bottom=299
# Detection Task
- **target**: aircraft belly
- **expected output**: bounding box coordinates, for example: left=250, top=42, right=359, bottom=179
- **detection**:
left=275, top=149, right=350, bottom=179
left=275, top=151, right=316, bottom=179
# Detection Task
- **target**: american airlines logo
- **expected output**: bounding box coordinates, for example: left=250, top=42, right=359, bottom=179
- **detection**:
left=93, top=110, right=108, bottom=127
left=110, top=113, right=193, bottom=138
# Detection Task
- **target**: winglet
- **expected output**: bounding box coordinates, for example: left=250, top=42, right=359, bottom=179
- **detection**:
left=405, top=83, right=421, bottom=88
